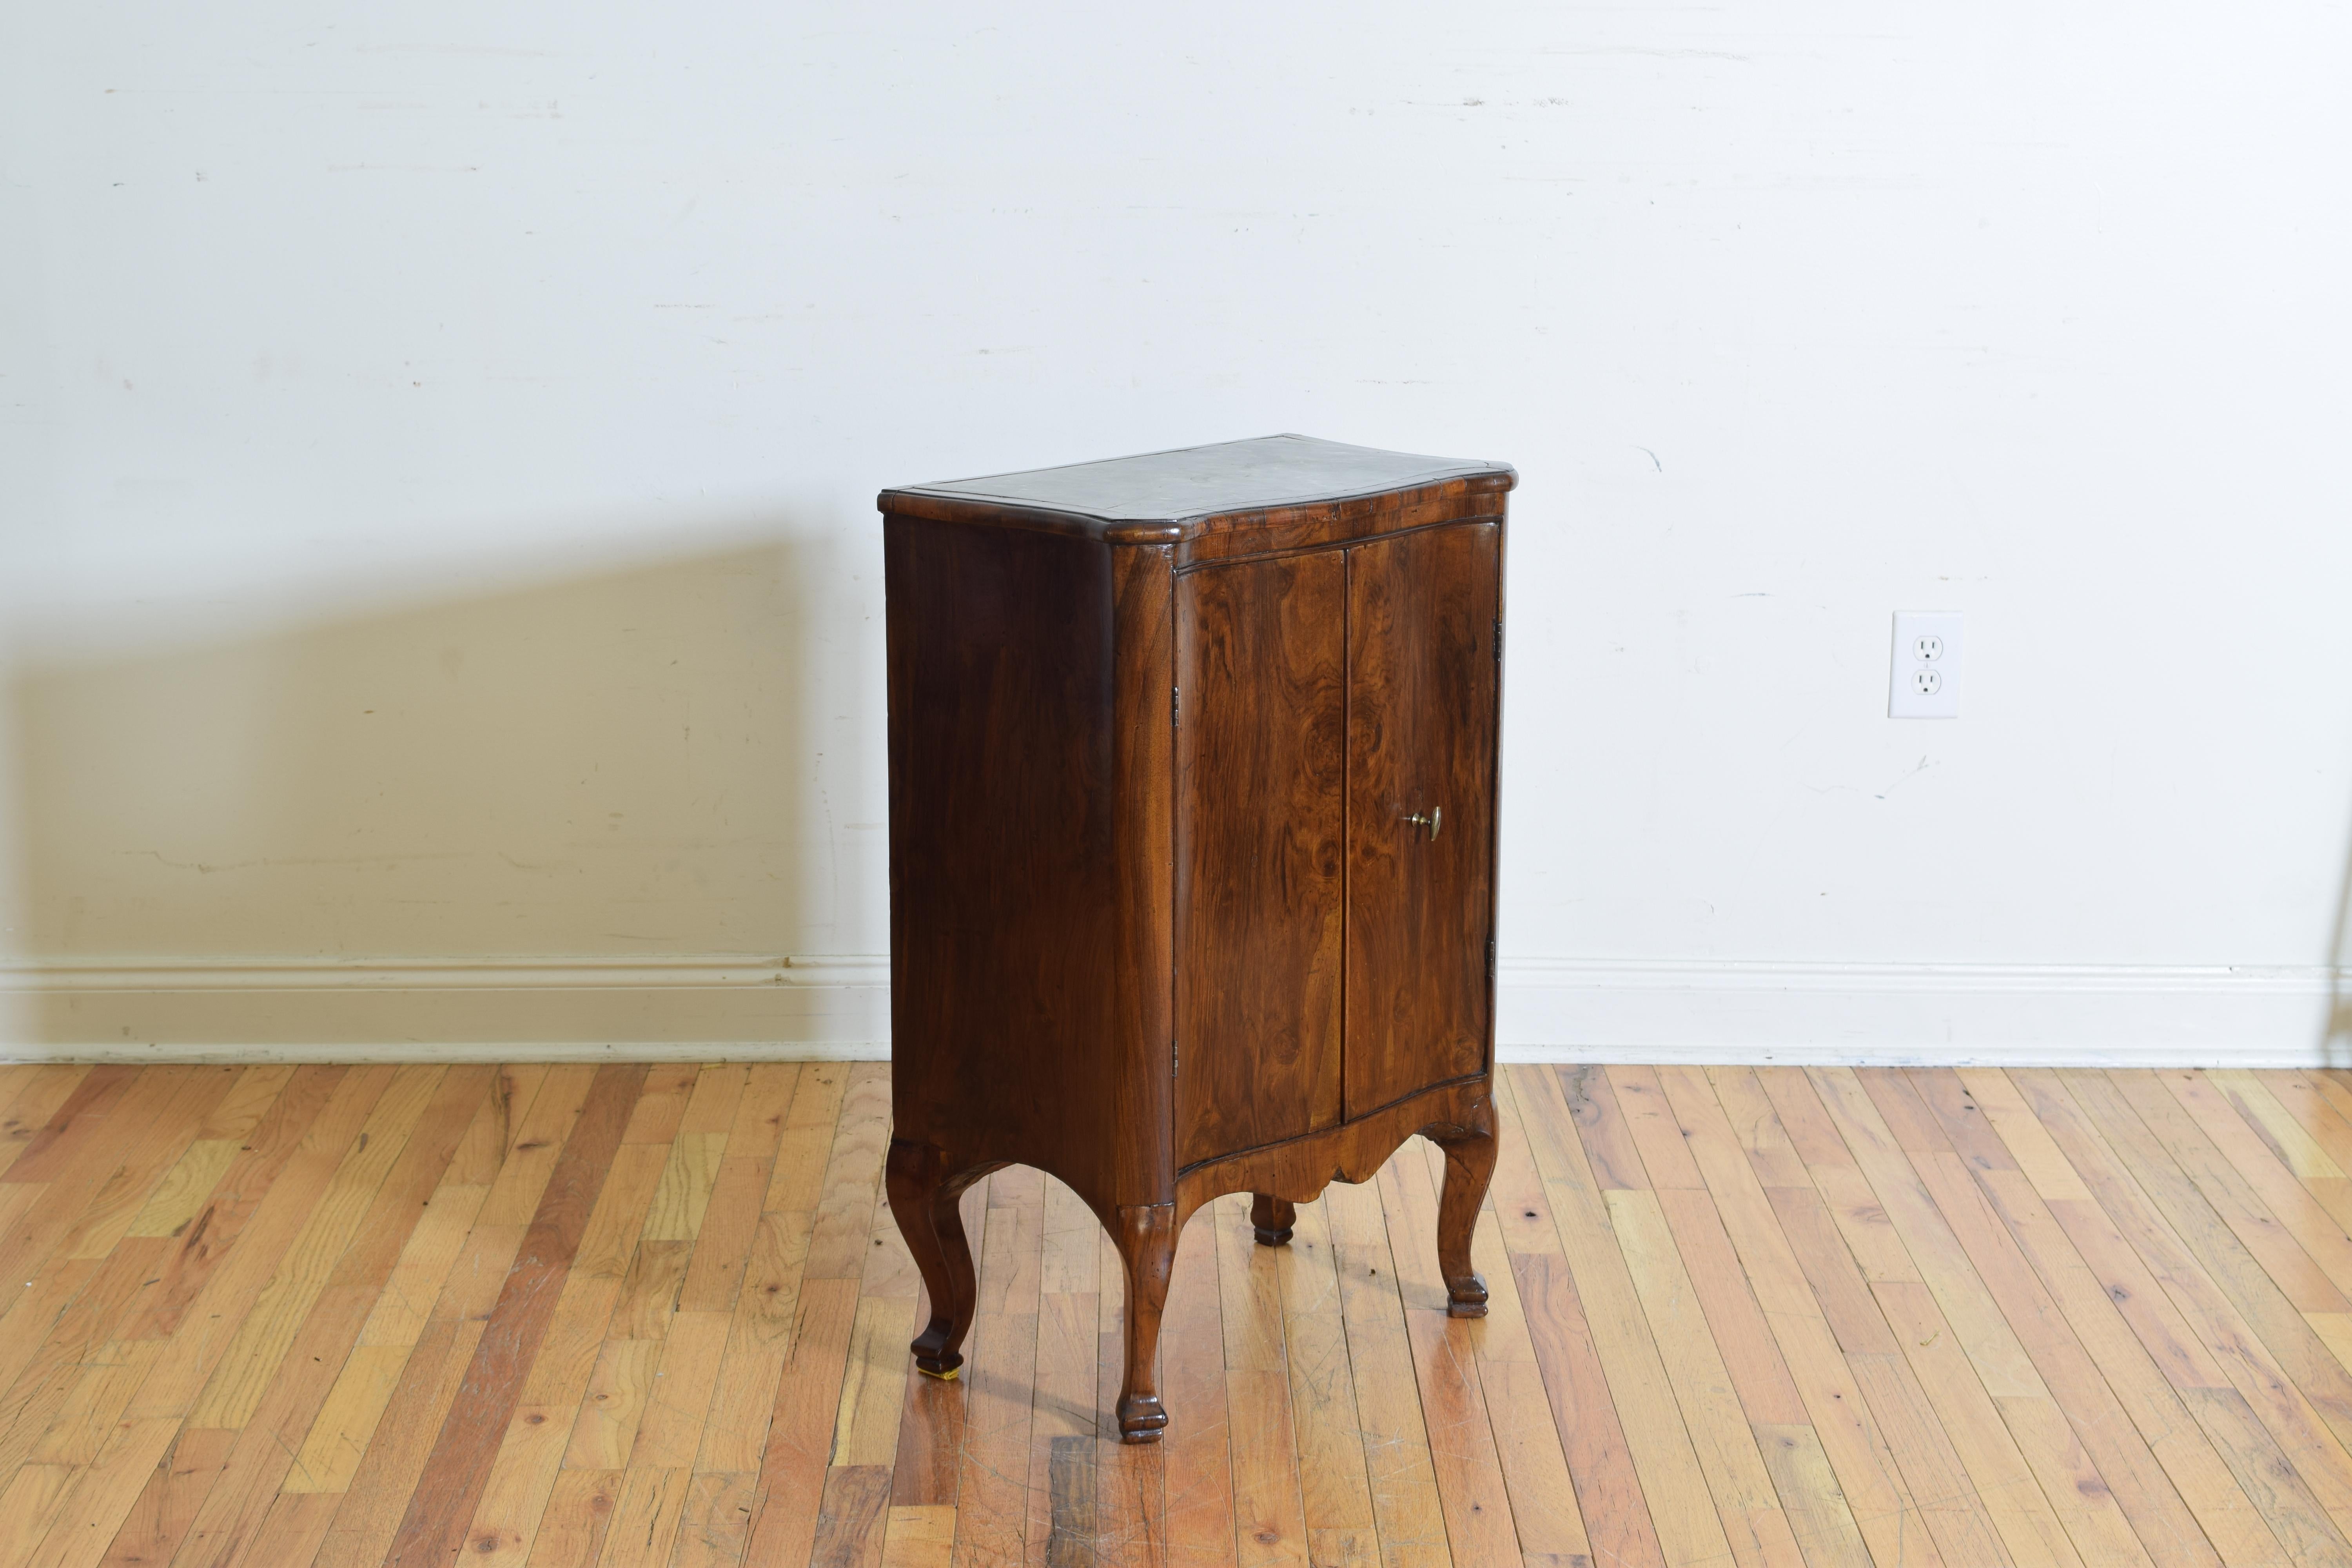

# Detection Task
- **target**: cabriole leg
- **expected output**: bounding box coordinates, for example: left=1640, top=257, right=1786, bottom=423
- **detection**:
left=1427, top=1099, right=1499, bottom=1318
left=886, top=1138, right=990, bottom=1379
left=1250, top=1193, right=1296, bottom=1246
left=1112, top=1202, right=1177, bottom=1442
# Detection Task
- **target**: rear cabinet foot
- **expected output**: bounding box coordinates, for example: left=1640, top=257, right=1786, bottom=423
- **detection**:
left=1249, top=1193, right=1296, bottom=1247
left=885, top=1139, right=991, bottom=1377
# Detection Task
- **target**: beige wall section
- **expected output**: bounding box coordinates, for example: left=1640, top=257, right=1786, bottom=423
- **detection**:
left=2, top=534, right=889, bottom=1048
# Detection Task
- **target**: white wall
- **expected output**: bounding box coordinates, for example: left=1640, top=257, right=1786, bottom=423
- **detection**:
left=4, top=2, right=2349, bottom=1060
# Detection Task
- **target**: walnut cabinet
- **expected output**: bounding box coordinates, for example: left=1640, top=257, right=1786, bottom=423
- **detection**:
left=879, top=434, right=1512, bottom=1442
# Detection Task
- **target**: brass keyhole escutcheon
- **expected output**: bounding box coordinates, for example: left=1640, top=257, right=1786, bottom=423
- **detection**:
left=1404, top=806, right=1442, bottom=841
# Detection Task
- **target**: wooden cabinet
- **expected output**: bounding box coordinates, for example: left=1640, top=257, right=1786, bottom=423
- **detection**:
left=880, top=434, right=1512, bottom=1442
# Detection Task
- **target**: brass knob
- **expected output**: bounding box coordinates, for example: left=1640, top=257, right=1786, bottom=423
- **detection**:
left=1403, top=806, right=1442, bottom=840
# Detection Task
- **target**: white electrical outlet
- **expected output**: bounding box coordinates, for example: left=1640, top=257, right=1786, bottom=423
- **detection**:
left=1889, top=612, right=1963, bottom=718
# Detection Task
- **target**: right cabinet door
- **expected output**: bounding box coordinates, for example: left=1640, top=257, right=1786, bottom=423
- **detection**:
left=1344, top=521, right=1499, bottom=1118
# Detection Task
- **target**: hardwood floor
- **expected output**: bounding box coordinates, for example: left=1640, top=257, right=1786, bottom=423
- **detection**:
left=3, top=1062, right=2352, bottom=1565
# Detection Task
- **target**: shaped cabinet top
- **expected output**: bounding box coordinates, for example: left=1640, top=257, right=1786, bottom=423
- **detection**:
left=878, top=433, right=1515, bottom=547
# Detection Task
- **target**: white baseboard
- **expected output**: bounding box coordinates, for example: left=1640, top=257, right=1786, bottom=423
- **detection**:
left=2, top=952, right=2343, bottom=1068
left=0, top=1039, right=892, bottom=1065
left=1497, top=958, right=2350, bottom=1068
left=0, top=955, right=891, bottom=991
left=0, top=954, right=892, bottom=1056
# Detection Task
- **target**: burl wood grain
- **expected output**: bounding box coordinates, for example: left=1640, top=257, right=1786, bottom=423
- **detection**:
left=1344, top=521, right=1499, bottom=1118
left=1175, top=548, right=1347, bottom=1170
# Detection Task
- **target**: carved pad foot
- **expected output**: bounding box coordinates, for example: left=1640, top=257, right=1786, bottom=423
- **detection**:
left=1445, top=1274, right=1490, bottom=1318
left=1117, top=1392, right=1169, bottom=1443
left=912, top=1341, right=964, bottom=1379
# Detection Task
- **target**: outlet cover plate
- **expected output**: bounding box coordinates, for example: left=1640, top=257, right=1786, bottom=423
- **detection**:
left=1889, top=611, right=1963, bottom=719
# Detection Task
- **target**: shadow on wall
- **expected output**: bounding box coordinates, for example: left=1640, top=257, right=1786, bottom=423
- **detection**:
left=3, top=532, right=887, bottom=1047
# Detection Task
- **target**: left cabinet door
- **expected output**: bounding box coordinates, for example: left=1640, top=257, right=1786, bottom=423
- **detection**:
left=1174, top=548, right=1348, bottom=1170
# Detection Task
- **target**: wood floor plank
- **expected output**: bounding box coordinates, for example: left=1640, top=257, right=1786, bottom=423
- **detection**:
left=521, top=1468, right=622, bottom=1568
left=1810, top=1068, right=2173, bottom=1568
left=1503, top=1068, right=1670, bottom=1568
left=1913, top=1069, right=2316, bottom=1568
left=740, top=1277, right=860, bottom=1567
left=0, top=1068, right=221, bottom=1405
left=382, top=1063, right=648, bottom=1568
left=1401, top=1307, right=1522, bottom=1568
left=1428, top=1197, right=1586, bottom=1568
left=95, top=1425, right=234, bottom=1568
left=1675, top=1065, right=1942, bottom=1568
left=116, top=1064, right=349, bottom=1345
left=14, top=1063, right=2352, bottom=1568
left=593, top=1464, right=691, bottom=1567
left=670, top=1471, right=756, bottom=1568
left=2006, top=1070, right=2352, bottom=1541
left=1471, top=1074, right=1595, bottom=1568
left=766, top=1066, right=850, bottom=1215
left=701, top=1209, right=815, bottom=1477
left=809, top=1464, right=890, bottom=1568
left=1094, top=1223, right=1166, bottom=1568
left=182, top=1065, right=443, bottom=1429
left=0, top=1242, right=167, bottom=1481
left=60, top=1067, right=240, bottom=1262
left=2050, top=1071, right=2352, bottom=1457
left=1887, top=1138, right=2217, bottom=1568
left=2162, top=1071, right=2352, bottom=1304
left=880, top=1504, right=955, bottom=1568
left=1605, top=1064, right=1706, bottom=1191
left=1021, top=1176, right=1100, bottom=1567
left=805, top=1065, right=892, bottom=1284
left=1158, top=1200, right=1233, bottom=1568
left=462, top=1136, right=674, bottom=1567
left=2107, top=1073, right=2352, bottom=1316
left=1754, top=1069, right=2063, bottom=1568
left=2211, top=1074, right=2345, bottom=1183
left=1213, top=1193, right=1310, bottom=1568
left=1546, top=1065, right=1740, bottom=1568
left=310, top=1317, right=490, bottom=1568
left=19, top=1414, right=179, bottom=1568
left=1609, top=1185, right=1807, bottom=1568
left=2, top=1067, right=136, bottom=1187
left=622, top=1066, right=705, bottom=1147
left=172, top=1068, right=495, bottom=1568
left=830, top=1119, right=922, bottom=1483
left=1271, top=1194, right=1377, bottom=1568
left=2253, top=1073, right=2352, bottom=1181
left=0, top=1069, right=92, bottom=1181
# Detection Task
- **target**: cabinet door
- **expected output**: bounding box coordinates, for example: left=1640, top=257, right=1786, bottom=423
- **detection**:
left=1345, top=522, right=1499, bottom=1117
left=1174, top=549, right=1348, bottom=1169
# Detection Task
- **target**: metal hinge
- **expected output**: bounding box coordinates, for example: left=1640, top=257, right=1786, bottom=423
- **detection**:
left=1494, top=620, right=1503, bottom=660
left=1172, top=686, right=1181, bottom=725
left=1171, top=1041, right=1179, bottom=1078
left=1486, top=935, right=1496, bottom=982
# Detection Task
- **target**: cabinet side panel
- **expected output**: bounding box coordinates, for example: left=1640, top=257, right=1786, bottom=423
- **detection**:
left=1174, top=550, right=1347, bottom=1170
left=885, top=516, right=1117, bottom=1195
left=1343, top=522, right=1499, bottom=1118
